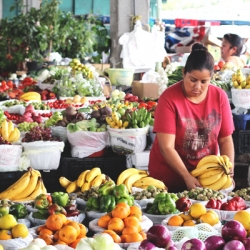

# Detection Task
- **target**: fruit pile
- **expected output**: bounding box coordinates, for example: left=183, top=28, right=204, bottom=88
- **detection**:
left=0, top=120, right=20, bottom=143
left=97, top=202, right=147, bottom=244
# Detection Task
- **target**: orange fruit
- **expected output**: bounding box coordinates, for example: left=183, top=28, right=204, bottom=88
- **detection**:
left=130, top=206, right=142, bottom=216
left=122, top=226, right=139, bottom=235
left=65, top=221, right=80, bottom=237
left=179, top=212, right=193, bottom=221
left=38, top=234, right=53, bottom=245
left=120, top=234, right=127, bottom=243
left=54, top=240, right=68, bottom=245
left=116, top=202, right=130, bottom=211
left=139, top=230, right=147, bottom=240
left=112, top=206, right=130, bottom=219
left=131, top=213, right=143, bottom=222
left=78, top=223, right=87, bottom=238
left=189, top=203, right=206, bottom=219
left=207, top=210, right=219, bottom=223
left=123, top=216, right=140, bottom=228
left=98, top=214, right=112, bottom=228
left=103, top=230, right=122, bottom=243
left=167, top=215, right=184, bottom=226
left=57, top=213, right=67, bottom=225
left=183, top=220, right=197, bottom=226
left=0, top=230, right=12, bottom=240
left=234, top=210, right=250, bottom=230
left=53, top=231, right=60, bottom=242
left=199, top=213, right=218, bottom=226
left=39, top=228, right=53, bottom=237
left=59, top=225, right=78, bottom=244
left=45, top=214, right=64, bottom=231
left=108, top=217, right=125, bottom=234
left=69, top=238, right=82, bottom=248
left=125, top=232, right=143, bottom=243
left=37, top=225, right=47, bottom=234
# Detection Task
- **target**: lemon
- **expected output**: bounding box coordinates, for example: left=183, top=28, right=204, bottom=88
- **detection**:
left=0, top=214, right=17, bottom=230
left=11, top=223, right=29, bottom=238
left=207, top=210, right=219, bottom=223
left=189, top=203, right=206, bottom=219
left=234, top=210, right=250, bottom=230
left=199, top=212, right=218, bottom=226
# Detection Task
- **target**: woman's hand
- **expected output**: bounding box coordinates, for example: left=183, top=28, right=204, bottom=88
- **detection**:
left=184, top=174, right=202, bottom=190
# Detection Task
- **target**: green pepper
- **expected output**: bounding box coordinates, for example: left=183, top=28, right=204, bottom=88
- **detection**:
left=51, top=192, right=69, bottom=207
left=86, top=197, right=100, bottom=211
left=34, top=194, right=52, bottom=209
left=113, top=184, right=130, bottom=199
left=170, top=193, right=179, bottom=202
left=100, top=195, right=116, bottom=212
left=98, top=181, right=116, bottom=195
left=0, top=205, right=9, bottom=217
left=116, top=195, right=134, bottom=206
left=153, top=192, right=166, bottom=203
left=32, top=209, right=49, bottom=220
left=9, top=204, right=28, bottom=219
left=158, top=193, right=179, bottom=215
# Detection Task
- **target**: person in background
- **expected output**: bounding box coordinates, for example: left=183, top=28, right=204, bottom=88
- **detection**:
left=221, top=33, right=246, bottom=67
left=148, top=43, right=235, bottom=192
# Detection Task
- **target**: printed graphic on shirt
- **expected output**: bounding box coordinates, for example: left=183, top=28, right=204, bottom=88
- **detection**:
left=182, top=109, right=221, bottom=157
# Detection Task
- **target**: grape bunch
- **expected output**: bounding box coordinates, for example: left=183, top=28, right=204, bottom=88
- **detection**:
left=0, top=136, right=11, bottom=145
left=21, top=126, right=62, bottom=142
left=17, top=122, right=39, bottom=132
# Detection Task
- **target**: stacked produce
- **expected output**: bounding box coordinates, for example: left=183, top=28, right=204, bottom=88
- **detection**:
left=232, top=69, right=250, bottom=89
left=19, top=91, right=41, bottom=101
left=0, top=120, right=20, bottom=143
left=0, top=167, right=47, bottom=202
left=0, top=199, right=28, bottom=219
left=117, top=168, right=167, bottom=193
left=191, top=155, right=233, bottom=191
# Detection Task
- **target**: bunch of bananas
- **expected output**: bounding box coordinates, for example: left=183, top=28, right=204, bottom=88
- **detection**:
left=106, top=111, right=129, bottom=129
left=191, top=155, right=233, bottom=191
left=0, top=120, right=20, bottom=143
left=117, top=168, right=167, bottom=193
left=19, top=92, right=41, bottom=101
left=59, top=167, right=112, bottom=193
left=232, top=69, right=250, bottom=89
left=0, top=167, right=47, bottom=202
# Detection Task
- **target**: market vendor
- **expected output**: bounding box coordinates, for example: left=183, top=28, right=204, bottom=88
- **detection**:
left=148, top=43, right=235, bottom=192
left=221, top=33, right=246, bottom=68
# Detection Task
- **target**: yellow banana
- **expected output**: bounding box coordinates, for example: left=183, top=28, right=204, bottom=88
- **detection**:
left=134, top=176, right=167, bottom=190
left=20, top=92, right=41, bottom=101
left=112, top=112, right=119, bottom=124
left=220, top=175, right=233, bottom=190
left=66, top=180, right=78, bottom=193
left=199, top=169, right=224, bottom=179
left=196, top=155, right=222, bottom=168
left=1, top=119, right=8, bottom=141
left=205, top=173, right=228, bottom=191
left=41, top=179, right=47, bottom=194
left=81, top=181, right=92, bottom=192
left=123, top=121, right=129, bottom=128
left=191, top=163, right=222, bottom=177
left=132, top=183, right=149, bottom=189
left=0, top=170, right=31, bottom=200
left=8, top=128, right=19, bottom=143
left=12, top=168, right=39, bottom=200
left=59, top=176, right=72, bottom=188
left=117, top=168, right=142, bottom=185
left=91, top=174, right=107, bottom=187
left=198, top=171, right=224, bottom=186
left=85, top=167, right=102, bottom=183
left=124, top=173, right=148, bottom=193
left=32, top=168, right=41, bottom=177
left=13, top=177, right=43, bottom=202
left=77, top=170, right=90, bottom=188
left=8, top=120, right=14, bottom=134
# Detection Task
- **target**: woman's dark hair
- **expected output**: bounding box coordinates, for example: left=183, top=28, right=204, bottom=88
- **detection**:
left=223, top=33, right=244, bottom=56
left=184, top=43, right=214, bottom=76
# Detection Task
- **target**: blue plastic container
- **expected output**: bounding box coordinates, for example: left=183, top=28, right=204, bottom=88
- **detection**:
left=233, top=114, right=250, bottom=130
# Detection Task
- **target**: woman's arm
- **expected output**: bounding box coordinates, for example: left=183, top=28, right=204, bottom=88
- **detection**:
left=157, top=132, right=201, bottom=190
left=218, top=135, right=235, bottom=176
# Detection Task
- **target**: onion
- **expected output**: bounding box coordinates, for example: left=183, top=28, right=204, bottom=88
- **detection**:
left=243, top=238, right=250, bottom=249
left=223, top=240, right=245, bottom=250
left=147, top=225, right=171, bottom=248
left=138, top=239, right=157, bottom=250
left=181, top=238, right=206, bottom=250
left=221, top=220, right=247, bottom=242
left=204, top=235, right=226, bottom=250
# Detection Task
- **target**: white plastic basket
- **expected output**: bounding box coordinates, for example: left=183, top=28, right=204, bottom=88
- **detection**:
left=0, top=145, right=22, bottom=171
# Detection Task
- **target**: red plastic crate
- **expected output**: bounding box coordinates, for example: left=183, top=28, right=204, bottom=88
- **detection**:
left=198, top=21, right=221, bottom=26
left=175, top=19, right=198, bottom=28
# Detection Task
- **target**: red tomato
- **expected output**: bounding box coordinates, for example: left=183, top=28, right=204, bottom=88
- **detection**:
left=218, top=61, right=225, bottom=69
left=138, top=102, right=148, bottom=109
left=214, top=65, right=220, bottom=71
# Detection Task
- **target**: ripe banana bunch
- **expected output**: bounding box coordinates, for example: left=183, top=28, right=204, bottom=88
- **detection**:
left=117, top=168, right=167, bottom=193
left=191, top=155, right=233, bottom=191
left=0, top=167, right=47, bottom=202
left=19, top=92, right=41, bottom=101
left=60, top=167, right=112, bottom=193
left=232, top=69, right=250, bottom=89
left=1, top=120, right=20, bottom=142
left=106, top=111, right=129, bottom=129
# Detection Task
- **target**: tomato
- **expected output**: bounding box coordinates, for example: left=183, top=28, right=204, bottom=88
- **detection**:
left=214, top=65, right=220, bottom=71
left=218, top=61, right=225, bottom=69
left=1, top=81, right=6, bottom=87
left=138, top=102, right=148, bottom=109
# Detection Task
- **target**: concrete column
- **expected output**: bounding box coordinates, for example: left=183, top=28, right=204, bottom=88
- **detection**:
left=0, top=0, right=2, bottom=19
left=109, top=0, right=150, bottom=68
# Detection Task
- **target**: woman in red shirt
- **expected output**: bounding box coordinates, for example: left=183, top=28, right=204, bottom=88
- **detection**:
left=149, top=43, right=235, bottom=192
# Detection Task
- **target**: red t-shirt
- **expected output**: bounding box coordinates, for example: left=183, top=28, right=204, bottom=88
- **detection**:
left=148, top=81, right=234, bottom=192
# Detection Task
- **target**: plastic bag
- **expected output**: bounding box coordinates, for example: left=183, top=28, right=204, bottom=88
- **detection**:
left=0, top=145, right=22, bottom=171
left=231, top=88, right=250, bottom=109
left=21, top=141, right=65, bottom=170
left=51, top=126, right=68, bottom=142
left=0, top=233, right=33, bottom=249
left=0, top=104, right=25, bottom=115
left=107, top=125, right=149, bottom=155
left=67, top=130, right=109, bottom=158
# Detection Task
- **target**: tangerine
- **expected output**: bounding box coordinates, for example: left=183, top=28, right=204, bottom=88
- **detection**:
left=69, top=238, right=82, bottom=248
left=116, top=202, right=130, bottom=211
left=65, top=221, right=80, bottom=237
left=98, top=214, right=112, bottom=228
left=102, top=230, right=122, bottom=243
left=0, top=230, right=12, bottom=240
left=189, top=203, right=206, bottom=219
left=167, top=215, right=184, bottom=226
left=38, top=234, right=53, bottom=245
left=122, top=226, right=139, bottom=235
left=45, top=214, right=64, bottom=231
left=139, top=230, right=147, bottom=240
left=39, top=228, right=53, bottom=237
left=78, top=223, right=87, bottom=238
left=179, top=212, right=193, bottom=221
left=182, top=220, right=197, bottom=226
left=112, top=206, right=130, bottom=219
left=57, top=213, right=67, bottom=225
left=123, top=216, right=140, bottom=228
left=108, top=217, right=125, bottom=234
left=125, top=232, right=143, bottom=243
left=207, top=210, right=219, bottom=223
left=59, top=225, right=78, bottom=244
left=199, top=212, right=218, bottom=226
left=130, top=206, right=142, bottom=216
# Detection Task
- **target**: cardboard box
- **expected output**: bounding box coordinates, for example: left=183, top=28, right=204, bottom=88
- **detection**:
left=132, top=81, right=159, bottom=100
